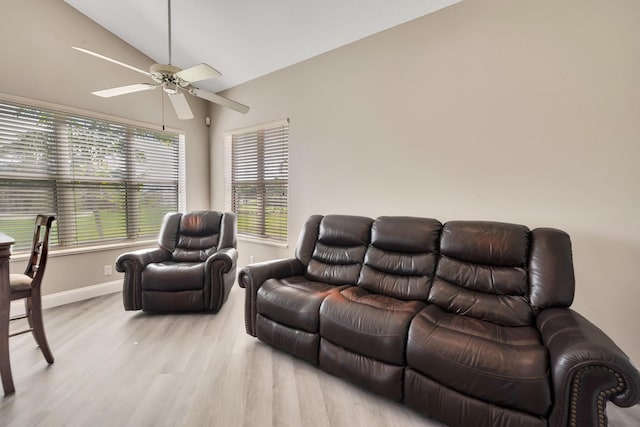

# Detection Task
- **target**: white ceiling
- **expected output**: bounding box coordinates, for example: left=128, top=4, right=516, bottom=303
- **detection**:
left=65, top=0, right=461, bottom=94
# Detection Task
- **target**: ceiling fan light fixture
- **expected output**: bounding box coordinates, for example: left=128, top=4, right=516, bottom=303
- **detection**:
left=162, top=84, right=178, bottom=95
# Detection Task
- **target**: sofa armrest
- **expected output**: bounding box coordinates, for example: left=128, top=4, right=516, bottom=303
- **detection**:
left=538, top=308, right=640, bottom=427
left=115, top=248, right=171, bottom=310
left=237, top=258, right=305, bottom=336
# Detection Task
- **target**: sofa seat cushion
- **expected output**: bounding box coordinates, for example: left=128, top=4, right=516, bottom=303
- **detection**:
left=404, top=368, right=546, bottom=427
left=142, top=262, right=204, bottom=292
left=256, top=314, right=321, bottom=365
left=257, top=276, right=349, bottom=333
left=320, top=338, right=405, bottom=401
left=406, top=305, right=551, bottom=416
left=320, top=287, right=425, bottom=365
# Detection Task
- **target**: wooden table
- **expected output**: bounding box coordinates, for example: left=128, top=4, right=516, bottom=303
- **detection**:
left=0, top=233, right=15, bottom=396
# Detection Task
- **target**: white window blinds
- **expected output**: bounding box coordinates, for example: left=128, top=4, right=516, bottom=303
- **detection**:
left=0, top=99, right=182, bottom=251
left=227, top=119, right=289, bottom=241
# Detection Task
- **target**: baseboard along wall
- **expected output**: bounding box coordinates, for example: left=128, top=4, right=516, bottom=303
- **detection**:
left=10, top=280, right=122, bottom=317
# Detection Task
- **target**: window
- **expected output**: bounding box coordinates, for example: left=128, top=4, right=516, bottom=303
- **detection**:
left=226, top=119, right=288, bottom=242
left=0, top=98, right=184, bottom=252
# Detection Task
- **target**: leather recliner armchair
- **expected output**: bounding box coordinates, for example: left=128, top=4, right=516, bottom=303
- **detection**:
left=116, top=211, right=237, bottom=312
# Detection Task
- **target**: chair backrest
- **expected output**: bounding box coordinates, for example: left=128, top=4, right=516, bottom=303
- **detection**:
left=24, top=215, right=56, bottom=288
left=300, top=215, right=373, bottom=286
left=427, top=221, right=576, bottom=327
left=429, top=221, right=535, bottom=326
left=293, top=215, right=576, bottom=324
left=357, top=216, right=442, bottom=300
left=158, top=211, right=236, bottom=262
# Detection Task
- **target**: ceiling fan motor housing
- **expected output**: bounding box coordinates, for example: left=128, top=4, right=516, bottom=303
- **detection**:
left=150, top=63, right=189, bottom=89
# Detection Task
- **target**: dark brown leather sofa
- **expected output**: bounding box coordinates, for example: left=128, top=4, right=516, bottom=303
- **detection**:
left=238, top=214, right=640, bottom=427
left=116, top=211, right=237, bottom=312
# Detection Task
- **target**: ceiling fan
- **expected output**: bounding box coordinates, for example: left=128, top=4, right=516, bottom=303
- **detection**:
left=72, top=0, right=249, bottom=119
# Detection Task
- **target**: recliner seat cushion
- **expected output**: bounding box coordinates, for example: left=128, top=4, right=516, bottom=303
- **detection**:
left=320, top=286, right=425, bottom=365
left=142, top=262, right=204, bottom=292
left=403, top=368, right=546, bottom=427
left=257, top=276, right=348, bottom=333
left=406, top=304, right=551, bottom=416
left=320, top=338, right=405, bottom=401
left=256, top=314, right=321, bottom=365
left=142, top=290, right=204, bottom=312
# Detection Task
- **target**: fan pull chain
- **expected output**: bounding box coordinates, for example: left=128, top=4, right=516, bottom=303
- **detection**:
left=161, top=87, right=166, bottom=131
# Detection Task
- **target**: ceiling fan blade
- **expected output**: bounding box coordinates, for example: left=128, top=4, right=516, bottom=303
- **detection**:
left=92, top=83, right=157, bottom=98
left=191, top=88, right=250, bottom=114
left=168, top=92, right=194, bottom=120
left=72, top=46, right=151, bottom=77
left=174, top=63, right=221, bottom=84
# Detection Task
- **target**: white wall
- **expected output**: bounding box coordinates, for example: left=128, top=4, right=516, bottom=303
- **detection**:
left=1, top=0, right=211, bottom=294
left=209, top=0, right=640, bottom=365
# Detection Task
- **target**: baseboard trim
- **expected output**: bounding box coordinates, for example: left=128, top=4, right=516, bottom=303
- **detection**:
left=10, top=280, right=121, bottom=316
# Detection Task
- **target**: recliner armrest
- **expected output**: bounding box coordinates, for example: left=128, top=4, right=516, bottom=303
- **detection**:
left=115, top=247, right=171, bottom=272
left=205, top=247, right=238, bottom=273
left=115, top=247, right=171, bottom=310
left=203, top=247, right=239, bottom=311
left=238, top=258, right=305, bottom=336
left=538, top=308, right=640, bottom=427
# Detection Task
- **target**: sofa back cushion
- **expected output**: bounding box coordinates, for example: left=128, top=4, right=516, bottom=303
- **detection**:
left=429, top=221, right=534, bottom=326
left=528, top=227, right=575, bottom=310
left=357, top=216, right=442, bottom=300
left=172, top=211, right=223, bottom=262
left=305, top=215, right=373, bottom=285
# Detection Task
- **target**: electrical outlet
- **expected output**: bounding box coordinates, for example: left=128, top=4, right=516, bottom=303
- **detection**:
left=104, top=265, right=113, bottom=276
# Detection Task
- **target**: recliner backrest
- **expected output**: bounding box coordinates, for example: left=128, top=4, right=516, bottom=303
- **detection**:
left=429, top=221, right=534, bottom=326
left=157, top=211, right=231, bottom=262
left=173, top=211, right=223, bottom=261
left=357, top=216, right=442, bottom=300
left=304, top=215, right=373, bottom=285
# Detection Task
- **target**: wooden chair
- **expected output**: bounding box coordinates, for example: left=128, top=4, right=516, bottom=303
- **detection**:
left=0, top=214, right=55, bottom=396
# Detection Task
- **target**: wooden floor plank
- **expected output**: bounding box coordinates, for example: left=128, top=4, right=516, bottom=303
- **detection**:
left=1, top=285, right=638, bottom=426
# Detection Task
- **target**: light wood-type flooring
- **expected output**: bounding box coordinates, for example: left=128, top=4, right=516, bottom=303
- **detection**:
left=1, top=284, right=639, bottom=426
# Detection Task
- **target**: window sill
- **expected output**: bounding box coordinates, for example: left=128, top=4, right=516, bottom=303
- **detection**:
left=9, top=239, right=156, bottom=261
left=238, top=235, right=289, bottom=249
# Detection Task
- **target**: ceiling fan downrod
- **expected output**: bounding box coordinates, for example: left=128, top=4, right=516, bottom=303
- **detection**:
left=168, top=0, right=172, bottom=65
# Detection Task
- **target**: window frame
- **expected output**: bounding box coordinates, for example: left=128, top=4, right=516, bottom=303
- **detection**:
left=225, top=119, right=289, bottom=246
left=0, top=93, right=186, bottom=254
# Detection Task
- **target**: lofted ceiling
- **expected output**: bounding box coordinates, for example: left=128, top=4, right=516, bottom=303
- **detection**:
left=65, top=0, right=461, bottom=94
